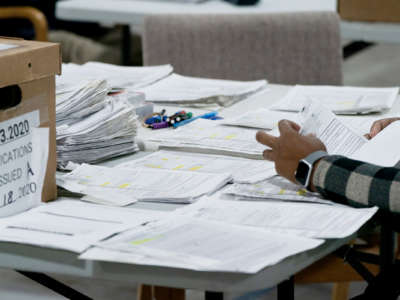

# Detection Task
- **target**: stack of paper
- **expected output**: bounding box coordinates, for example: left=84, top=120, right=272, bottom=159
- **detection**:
left=139, top=73, right=267, bottom=108
left=178, top=197, right=378, bottom=239
left=56, top=79, right=108, bottom=125
left=271, top=85, right=399, bottom=114
left=0, top=199, right=166, bottom=253
left=118, top=150, right=276, bottom=183
left=56, top=95, right=139, bottom=168
left=57, top=62, right=173, bottom=91
left=147, top=119, right=267, bottom=159
left=80, top=216, right=323, bottom=273
left=56, top=164, right=232, bottom=205
left=221, top=109, right=299, bottom=130
left=223, top=176, right=329, bottom=204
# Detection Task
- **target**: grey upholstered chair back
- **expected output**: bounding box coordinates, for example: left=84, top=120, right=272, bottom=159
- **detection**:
left=143, top=12, right=342, bottom=85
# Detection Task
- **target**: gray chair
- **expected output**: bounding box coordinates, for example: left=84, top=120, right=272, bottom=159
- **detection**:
left=143, top=12, right=342, bottom=85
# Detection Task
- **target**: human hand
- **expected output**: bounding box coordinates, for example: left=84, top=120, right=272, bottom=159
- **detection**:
left=256, top=120, right=326, bottom=183
left=366, top=117, right=400, bottom=139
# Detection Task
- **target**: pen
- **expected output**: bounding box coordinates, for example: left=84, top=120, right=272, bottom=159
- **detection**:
left=173, top=111, right=218, bottom=128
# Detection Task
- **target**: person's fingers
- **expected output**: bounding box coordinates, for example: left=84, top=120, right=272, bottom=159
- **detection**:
left=369, top=120, right=383, bottom=138
left=262, top=149, right=275, bottom=161
left=278, top=119, right=301, bottom=135
left=256, top=131, right=278, bottom=148
left=364, top=133, right=371, bottom=140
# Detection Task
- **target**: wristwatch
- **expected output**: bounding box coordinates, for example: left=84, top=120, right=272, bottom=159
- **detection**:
left=295, top=151, right=328, bottom=190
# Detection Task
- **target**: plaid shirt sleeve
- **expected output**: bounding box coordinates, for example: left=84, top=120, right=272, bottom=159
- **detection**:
left=312, top=155, right=400, bottom=214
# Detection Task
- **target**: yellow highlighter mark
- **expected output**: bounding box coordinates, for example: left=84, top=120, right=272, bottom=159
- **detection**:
left=209, top=133, right=218, bottom=139
left=144, top=164, right=161, bottom=169
left=279, top=189, right=286, bottom=195
left=131, top=235, right=163, bottom=245
left=161, top=158, right=168, bottom=161
left=297, top=189, right=307, bottom=196
left=173, top=164, right=184, bottom=170
left=189, top=166, right=203, bottom=171
left=224, top=134, right=236, bottom=140
left=118, top=183, right=130, bottom=189
left=100, top=182, right=111, bottom=187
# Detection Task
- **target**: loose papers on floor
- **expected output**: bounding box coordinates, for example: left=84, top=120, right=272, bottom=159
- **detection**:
left=57, top=164, right=232, bottom=205
left=80, top=216, right=323, bottom=274
left=118, top=150, right=276, bottom=183
left=271, top=85, right=399, bottom=114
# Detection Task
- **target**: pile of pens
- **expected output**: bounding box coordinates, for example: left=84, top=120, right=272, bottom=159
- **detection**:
left=144, top=109, right=220, bottom=130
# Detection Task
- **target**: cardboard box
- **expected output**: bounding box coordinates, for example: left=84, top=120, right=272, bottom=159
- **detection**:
left=0, top=37, right=60, bottom=202
left=338, top=0, right=400, bottom=23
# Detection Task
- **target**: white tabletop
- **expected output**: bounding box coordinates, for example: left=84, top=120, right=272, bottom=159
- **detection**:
left=56, top=0, right=336, bottom=30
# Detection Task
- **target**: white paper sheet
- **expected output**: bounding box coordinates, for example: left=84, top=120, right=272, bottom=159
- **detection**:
left=139, top=74, right=267, bottom=107
left=0, top=198, right=167, bottom=252
left=57, top=164, right=232, bottom=205
left=271, top=85, right=399, bottom=114
left=221, top=109, right=299, bottom=130
left=223, top=176, right=330, bottom=204
left=80, top=216, right=323, bottom=273
left=118, top=150, right=276, bottom=183
left=351, top=121, right=400, bottom=167
left=147, top=119, right=266, bottom=159
left=178, top=197, right=378, bottom=239
left=300, top=101, right=368, bottom=156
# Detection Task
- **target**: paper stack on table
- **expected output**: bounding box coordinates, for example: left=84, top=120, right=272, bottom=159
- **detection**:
left=58, top=62, right=173, bottom=91
left=80, top=216, right=323, bottom=274
left=147, top=119, right=266, bottom=159
left=139, top=73, right=267, bottom=108
left=56, top=95, right=139, bottom=168
left=177, top=197, right=378, bottom=239
left=118, top=150, right=276, bottom=183
left=271, top=85, right=399, bottom=114
left=57, top=164, right=232, bottom=205
left=223, top=176, right=330, bottom=204
left=0, top=199, right=167, bottom=253
left=221, top=108, right=299, bottom=130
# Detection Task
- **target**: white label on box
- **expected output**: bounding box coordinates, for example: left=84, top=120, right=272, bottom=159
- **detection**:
left=0, top=111, right=42, bottom=217
left=0, top=44, right=19, bottom=51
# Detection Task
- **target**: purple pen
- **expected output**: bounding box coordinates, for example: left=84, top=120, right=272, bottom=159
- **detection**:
left=151, top=121, right=169, bottom=129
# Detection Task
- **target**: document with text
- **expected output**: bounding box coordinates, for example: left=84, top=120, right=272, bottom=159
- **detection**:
left=57, top=164, right=232, bottom=205
left=0, top=199, right=167, bottom=252
left=80, top=216, right=322, bottom=273
left=118, top=150, right=275, bottom=184
left=271, top=85, right=399, bottom=114
left=177, top=197, right=378, bottom=239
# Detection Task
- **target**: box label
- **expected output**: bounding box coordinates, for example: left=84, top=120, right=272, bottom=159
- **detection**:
left=0, top=111, right=41, bottom=217
left=0, top=44, right=19, bottom=51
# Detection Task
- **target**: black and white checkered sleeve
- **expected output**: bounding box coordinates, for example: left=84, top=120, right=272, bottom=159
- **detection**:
left=312, top=155, right=400, bottom=214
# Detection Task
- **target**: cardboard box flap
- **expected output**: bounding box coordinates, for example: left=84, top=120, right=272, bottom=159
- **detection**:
left=0, top=38, right=61, bottom=88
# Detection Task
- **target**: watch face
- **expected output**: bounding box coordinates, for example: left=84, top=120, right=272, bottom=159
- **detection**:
left=295, top=161, right=310, bottom=186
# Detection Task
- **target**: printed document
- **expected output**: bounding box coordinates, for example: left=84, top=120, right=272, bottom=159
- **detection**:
left=57, top=164, right=232, bottom=205
left=0, top=199, right=166, bottom=252
left=223, top=176, right=329, bottom=204
left=148, top=119, right=266, bottom=159
left=221, top=109, right=299, bottom=130
left=178, top=197, right=378, bottom=239
left=271, top=85, right=399, bottom=114
left=139, top=74, right=267, bottom=107
left=118, top=150, right=276, bottom=183
left=80, top=216, right=323, bottom=273
left=300, top=101, right=367, bottom=156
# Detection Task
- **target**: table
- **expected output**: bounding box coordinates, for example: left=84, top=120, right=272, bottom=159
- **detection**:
left=55, top=0, right=336, bottom=65
left=1, top=83, right=395, bottom=300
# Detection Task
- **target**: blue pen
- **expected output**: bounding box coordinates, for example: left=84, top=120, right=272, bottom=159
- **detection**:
left=173, top=111, right=218, bottom=128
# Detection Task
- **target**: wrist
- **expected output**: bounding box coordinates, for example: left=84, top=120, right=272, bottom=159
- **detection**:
left=308, top=159, right=322, bottom=192
left=295, top=150, right=328, bottom=190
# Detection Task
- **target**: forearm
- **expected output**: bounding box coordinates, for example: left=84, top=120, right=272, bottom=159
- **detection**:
left=312, top=155, right=400, bottom=214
